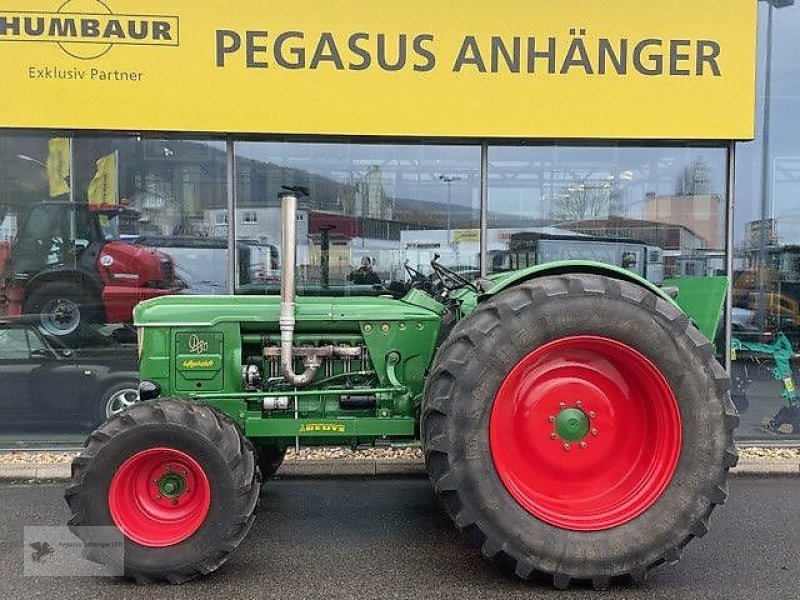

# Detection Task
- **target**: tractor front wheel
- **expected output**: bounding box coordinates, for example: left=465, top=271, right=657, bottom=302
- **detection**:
left=421, top=274, right=738, bottom=589
left=65, top=399, right=260, bottom=584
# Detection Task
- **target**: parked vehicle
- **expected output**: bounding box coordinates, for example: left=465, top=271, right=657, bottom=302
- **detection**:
left=0, top=202, right=180, bottom=338
left=67, top=188, right=736, bottom=589
left=0, top=318, right=139, bottom=429
left=134, top=236, right=280, bottom=294
left=489, top=231, right=665, bottom=285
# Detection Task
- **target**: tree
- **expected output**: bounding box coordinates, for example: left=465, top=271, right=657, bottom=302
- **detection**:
left=552, top=174, right=611, bottom=222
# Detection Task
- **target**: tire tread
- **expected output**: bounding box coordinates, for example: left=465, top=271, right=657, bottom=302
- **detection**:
left=64, top=398, right=260, bottom=584
left=421, top=273, right=738, bottom=589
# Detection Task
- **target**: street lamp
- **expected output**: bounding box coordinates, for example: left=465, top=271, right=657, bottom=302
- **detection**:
left=16, top=154, right=48, bottom=169
left=756, top=0, right=794, bottom=330
left=439, top=174, right=462, bottom=241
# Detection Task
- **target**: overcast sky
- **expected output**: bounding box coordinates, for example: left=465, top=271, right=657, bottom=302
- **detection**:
left=735, top=3, right=800, bottom=242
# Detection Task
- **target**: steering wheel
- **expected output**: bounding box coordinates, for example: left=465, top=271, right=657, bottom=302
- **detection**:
left=403, top=260, right=436, bottom=295
left=404, top=260, right=425, bottom=282
left=430, top=254, right=479, bottom=292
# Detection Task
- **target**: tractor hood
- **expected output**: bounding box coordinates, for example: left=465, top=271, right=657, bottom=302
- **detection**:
left=134, top=289, right=445, bottom=329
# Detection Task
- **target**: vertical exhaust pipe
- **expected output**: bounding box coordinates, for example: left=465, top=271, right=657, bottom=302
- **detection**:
left=279, top=187, right=320, bottom=386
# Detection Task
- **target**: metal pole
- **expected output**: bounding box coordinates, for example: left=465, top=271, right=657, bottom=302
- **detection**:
left=446, top=181, right=451, bottom=237
left=114, top=149, right=120, bottom=205
left=756, top=3, right=775, bottom=330
left=225, top=136, right=237, bottom=295
left=68, top=137, right=75, bottom=204
left=480, top=142, right=489, bottom=277
left=725, top=142, right=736, bottom=375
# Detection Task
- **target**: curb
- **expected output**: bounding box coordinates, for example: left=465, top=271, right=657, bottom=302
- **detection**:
left=0, top=456, right=797, bottom=482
left=731, top=457, right=800, bottom=476
left=277, top=459, right=427, bottom=478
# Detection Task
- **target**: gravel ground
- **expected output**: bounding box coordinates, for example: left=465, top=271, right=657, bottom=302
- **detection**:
left=0, top=445, right=798, bottom=465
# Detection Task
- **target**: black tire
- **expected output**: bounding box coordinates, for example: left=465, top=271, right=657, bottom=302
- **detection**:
left=65, top=398, right=260, bottom=584
left=421, top=274, right=739, bottom=590
left=257, top=446, right=287, bottom=480
left=23, top=281, right=100, bottom=338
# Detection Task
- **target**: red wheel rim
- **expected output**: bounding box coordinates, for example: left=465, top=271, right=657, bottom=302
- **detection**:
left=108, top=447, right=211, bottom=547
left=489, top=336, right=681, bottom=531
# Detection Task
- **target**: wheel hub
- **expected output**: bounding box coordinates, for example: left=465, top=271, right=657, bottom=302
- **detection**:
left=54, top=303, right=74, bottom=324
left=554, top=407, right=590, bottom=442
left=40, top=297, right=81, bottom=335
left=157, top=472, right=187, bottom=498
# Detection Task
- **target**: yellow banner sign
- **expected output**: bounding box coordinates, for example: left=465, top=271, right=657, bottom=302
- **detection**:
left=0, top=0, right=758, bottom=140
left=46, top=137, right=70, bottom=197
left=87, top=151, right=117, bottom=206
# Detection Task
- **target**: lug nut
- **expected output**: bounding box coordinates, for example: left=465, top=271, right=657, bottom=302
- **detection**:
left=563, top=443, right=571, bottom=451
left=559, top=402, right=566, bottom=409
left=579, top=441, right=588, bottom=449
left=550, top=433, right=557, bottom=440
left=576, top=400, right=583, bottom=408
left=548, top=415, right=556, bottom=422
left=589, top=411, right=596, bottom=419
left=591, top=428, right=598, bottom=436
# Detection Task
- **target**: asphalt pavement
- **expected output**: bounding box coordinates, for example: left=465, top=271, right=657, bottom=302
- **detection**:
left=0, top=477, right=797, bottom=600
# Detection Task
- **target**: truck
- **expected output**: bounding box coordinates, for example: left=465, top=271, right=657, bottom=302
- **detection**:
left=0, top=201, right=180, bottom=337
left=65, top=188, right=737, bottom=590
left=489, top=231, right=665, bottom=285
left=133, top=236, right=281, bottom=294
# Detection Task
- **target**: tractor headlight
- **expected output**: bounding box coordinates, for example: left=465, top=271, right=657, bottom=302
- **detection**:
left=138, top=380, right=161, bottom=401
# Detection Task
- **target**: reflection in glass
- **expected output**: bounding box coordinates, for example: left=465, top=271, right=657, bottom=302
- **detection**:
left=0, top=133, right=227, bottom=438
left=233, top=142, right=481, bottom=294
left=487, top=145, right=727, bottom=282
left=731, top=2, right=800, bottom=441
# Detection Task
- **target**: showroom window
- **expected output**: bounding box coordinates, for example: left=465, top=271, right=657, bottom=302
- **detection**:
left=0, top=133, right=227, bottom=440
left=486, top=144, right=728, bottom=283
left=233, top=141, right=481, bottom=293
left=730, top=0, right=800, bottom=441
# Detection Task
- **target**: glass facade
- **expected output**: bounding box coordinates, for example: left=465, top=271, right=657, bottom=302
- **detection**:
left=0, top=2, right=798, bottom=443
left=232, top=141, right=481, bottom=292
left=486, top=145, right=727, bottom=281
left=730, top=1, right=800, bottom=440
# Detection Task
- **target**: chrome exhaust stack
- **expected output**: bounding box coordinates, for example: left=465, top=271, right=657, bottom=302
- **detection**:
left=278, top=187, right=319, bottom=386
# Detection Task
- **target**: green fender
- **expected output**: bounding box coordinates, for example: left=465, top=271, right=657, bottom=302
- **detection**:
left=475, top=260, right=727, bottom=342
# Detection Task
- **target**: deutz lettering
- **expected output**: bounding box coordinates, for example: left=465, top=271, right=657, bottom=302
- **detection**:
left=0, top=12, right=178, bottom=46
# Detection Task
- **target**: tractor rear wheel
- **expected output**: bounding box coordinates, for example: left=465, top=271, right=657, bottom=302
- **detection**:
left=421, top=274, right=738, bottom=590
left=65, top=398, right=260, bottom=584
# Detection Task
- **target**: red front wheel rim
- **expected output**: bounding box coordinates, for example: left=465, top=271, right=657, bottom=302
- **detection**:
left=108, top=447, right=211, bottom=547
left=489, top=336, right=682, bottom=531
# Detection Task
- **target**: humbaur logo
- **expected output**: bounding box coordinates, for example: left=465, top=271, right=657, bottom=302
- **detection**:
left=0, top=0, right=179, bottom=60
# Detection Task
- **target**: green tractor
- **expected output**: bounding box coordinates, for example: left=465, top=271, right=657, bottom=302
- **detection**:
left=65, top=187, right=738, bottom=589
